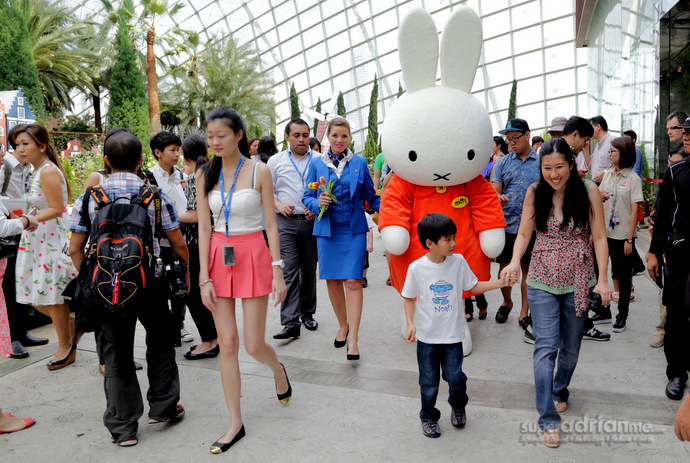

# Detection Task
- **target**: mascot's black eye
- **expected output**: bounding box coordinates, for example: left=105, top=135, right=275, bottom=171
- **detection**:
left=467, top=149, right=475, bottom=161
left=408, top=150, right=417, bottom=162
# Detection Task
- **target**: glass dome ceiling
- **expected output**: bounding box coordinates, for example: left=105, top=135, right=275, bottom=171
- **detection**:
left=65, top=0, right=587, bottom=148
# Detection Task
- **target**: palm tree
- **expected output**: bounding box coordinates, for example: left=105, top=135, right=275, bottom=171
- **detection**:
left=162, top=34, right=275, bottom=135
left=14, top=0, right=98, bottom=117
left=139, top=0, right=184, bottom=134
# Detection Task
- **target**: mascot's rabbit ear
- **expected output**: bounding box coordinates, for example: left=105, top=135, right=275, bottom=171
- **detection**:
left=440, top=6, right=483, bottom=93
left=398, top=8, right=439, bottom=93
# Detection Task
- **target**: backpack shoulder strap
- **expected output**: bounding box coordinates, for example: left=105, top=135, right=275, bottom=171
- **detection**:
left=83, top=185, right=110, bottom=234
left=81, top=186, right=93, bottom=232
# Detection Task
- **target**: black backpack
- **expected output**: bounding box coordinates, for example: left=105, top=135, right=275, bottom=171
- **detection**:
left=79, top=184, right=162, bottom=314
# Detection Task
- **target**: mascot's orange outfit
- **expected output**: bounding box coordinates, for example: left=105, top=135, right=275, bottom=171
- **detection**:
left=379, top=174, right=505, bottom=298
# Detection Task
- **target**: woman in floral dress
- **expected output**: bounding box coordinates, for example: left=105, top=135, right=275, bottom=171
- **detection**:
left=13, top=124, right=75, bottom=370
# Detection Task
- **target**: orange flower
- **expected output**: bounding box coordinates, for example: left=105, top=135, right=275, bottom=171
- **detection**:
left=319, top=176, right=326, bottom=185
left=308, top=182, right=320, bottom=189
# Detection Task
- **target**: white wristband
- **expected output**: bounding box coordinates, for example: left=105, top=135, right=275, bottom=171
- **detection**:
left=271, top=259, right=284, bottom=269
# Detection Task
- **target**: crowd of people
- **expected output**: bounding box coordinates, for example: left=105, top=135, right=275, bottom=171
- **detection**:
left=1, top=107, right=690, bottom=450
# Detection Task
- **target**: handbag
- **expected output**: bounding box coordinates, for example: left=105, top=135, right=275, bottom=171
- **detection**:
left=57, top=241, right=77, bottom=276
left=0, top=234, right=20, bottom=259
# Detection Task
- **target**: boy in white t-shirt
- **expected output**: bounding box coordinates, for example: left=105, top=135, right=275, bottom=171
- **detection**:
left=402, top=213, right=512, bottom=438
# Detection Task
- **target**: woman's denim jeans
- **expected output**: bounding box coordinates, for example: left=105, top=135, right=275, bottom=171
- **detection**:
left=416, top=340, right=468, bottom=421
left=528, top=287, right=586, bottom=431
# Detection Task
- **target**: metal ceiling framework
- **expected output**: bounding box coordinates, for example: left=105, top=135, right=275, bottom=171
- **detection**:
left=65, top=0, right=587, bottom=146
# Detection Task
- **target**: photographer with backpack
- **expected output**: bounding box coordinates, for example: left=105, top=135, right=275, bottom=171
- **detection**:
left=68, top=129, right=190, bottom=447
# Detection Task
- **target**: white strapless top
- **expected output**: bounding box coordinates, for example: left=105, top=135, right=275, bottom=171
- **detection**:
left=208, top=188, right=262, bottom=235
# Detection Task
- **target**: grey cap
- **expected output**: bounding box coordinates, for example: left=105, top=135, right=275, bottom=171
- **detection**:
left=548, top=116, right=567, bottom=133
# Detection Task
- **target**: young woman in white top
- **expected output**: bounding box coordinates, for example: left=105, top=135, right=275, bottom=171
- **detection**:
left=196, top=107, right=288, bottom=454
left=13, top=124, right=74, bottom=369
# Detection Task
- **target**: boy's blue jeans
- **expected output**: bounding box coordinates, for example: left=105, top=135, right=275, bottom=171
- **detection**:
left=528, top=287, right=586, bottom=431
left=416, top=340, right=468, bottom=421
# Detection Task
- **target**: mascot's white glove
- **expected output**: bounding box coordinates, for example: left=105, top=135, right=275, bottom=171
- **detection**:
left=381, top=226, right=410, bottom=256
left=479, top=228, right=505, bottom=258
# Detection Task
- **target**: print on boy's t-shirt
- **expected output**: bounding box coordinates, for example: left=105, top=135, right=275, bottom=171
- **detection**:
left=430, top=280, right=453, bottom=307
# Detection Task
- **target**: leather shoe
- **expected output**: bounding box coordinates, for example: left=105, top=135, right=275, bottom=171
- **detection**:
left=273, top=326, right=300, bottom=339
left=10, top=341, right=28, bottom=359
left=665, top=378, right=686, bottom=400
left=302, top=315, right=318, bottom=331
left=495, top=305, right=511, bottom=324
left=184, top=345, right=219, bottom=360
left=19, top=333, right=49, bottom=346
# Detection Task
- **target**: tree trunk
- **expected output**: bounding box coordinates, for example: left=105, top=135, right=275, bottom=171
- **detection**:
left=147, top=26, right=162, bottom=134
left=93, top=83, right=102, bottom=132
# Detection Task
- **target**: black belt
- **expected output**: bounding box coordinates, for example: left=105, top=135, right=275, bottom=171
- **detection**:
left=288, top=214, right=307, bottom=220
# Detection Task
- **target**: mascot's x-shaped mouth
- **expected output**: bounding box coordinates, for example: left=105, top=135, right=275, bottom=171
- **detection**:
left=434, top=173, right=451, bottom=181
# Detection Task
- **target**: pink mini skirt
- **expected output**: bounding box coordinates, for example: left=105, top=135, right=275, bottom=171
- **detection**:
left=208, top=231, right=272, bottom=299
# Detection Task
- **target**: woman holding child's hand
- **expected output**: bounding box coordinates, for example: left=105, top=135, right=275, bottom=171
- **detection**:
left=500, top=137, right=612, bottom=449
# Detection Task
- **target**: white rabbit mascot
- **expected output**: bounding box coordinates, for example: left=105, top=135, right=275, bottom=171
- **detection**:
left=379, top=7, right=506, bottom=353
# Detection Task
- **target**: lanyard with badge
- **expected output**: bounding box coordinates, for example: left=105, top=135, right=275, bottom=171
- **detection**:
left=219, top=156, right=244, bottom=265
left=288, top=150, right=312, bottom=188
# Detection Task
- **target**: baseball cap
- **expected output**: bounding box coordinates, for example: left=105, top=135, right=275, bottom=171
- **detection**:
left=499, top=118, right=530, bottom=134
left=672, top=120, right=690, bottom=129
left=548, top=116, right=567, bottom=133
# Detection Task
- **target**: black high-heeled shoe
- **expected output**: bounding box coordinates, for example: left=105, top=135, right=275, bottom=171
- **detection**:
left=47, top=342, right=77, bottom=371
left=209, top=425, right=245, bottom=454
left=334, top=330, right=349, bottom=348
left=276, top=363, right=292, bottom=405
left=347, top=345, right=360, bottom=361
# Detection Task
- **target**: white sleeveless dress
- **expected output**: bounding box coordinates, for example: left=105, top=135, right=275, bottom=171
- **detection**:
left=15, top=161, right=73, bottom=305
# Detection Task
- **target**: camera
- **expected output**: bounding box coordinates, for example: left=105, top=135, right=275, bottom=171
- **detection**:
left=588, top=291, right=601, bottom=306
left=164, top=259, right=188, bottom=296
left=588, top=291, right=607, bottom=315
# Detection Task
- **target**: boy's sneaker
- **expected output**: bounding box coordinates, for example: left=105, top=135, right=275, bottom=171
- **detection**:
left=421, top=420, right=441, bottom=438
left=450, top=408, right=467, bottom=428
left=148, top=404, right=185, bottom=424
left=583, top=326, right=610, bottom=341
left=612, top=317, right=626, bottom=333
left=590, top=308, right=612, bottom=325
left=518, top=315, right=532, bottom=331
left=117, top=438, right=138, bottom=447
left=523, top=325, right=535, bottom=344
left=180, top=327, right=194, bottom=343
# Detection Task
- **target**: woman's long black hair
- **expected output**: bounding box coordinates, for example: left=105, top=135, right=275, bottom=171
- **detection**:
left=257, top=136, right=276, bottom=163
left=181, top=134, right=208, bottom=172
left=533, top=138, right=591, bottom=232
left=202, top=107, right=249, bottom=196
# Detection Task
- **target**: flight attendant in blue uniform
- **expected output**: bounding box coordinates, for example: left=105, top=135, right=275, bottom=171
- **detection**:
left=303, top=116, right=380, bottom=361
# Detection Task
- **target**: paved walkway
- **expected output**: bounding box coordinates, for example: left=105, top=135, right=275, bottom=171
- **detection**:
left=1, top=229, right=689, bottom=462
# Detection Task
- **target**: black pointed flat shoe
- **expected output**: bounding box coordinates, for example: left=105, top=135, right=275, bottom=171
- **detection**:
left=210, top=425, right=245, bottom=454
left=276, top=363, right=292, bottom=405
left=184, top=345, right=219, bottom=360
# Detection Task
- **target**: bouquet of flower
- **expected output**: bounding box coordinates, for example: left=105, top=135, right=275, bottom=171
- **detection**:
left=308, top=176, right=338, bottom=221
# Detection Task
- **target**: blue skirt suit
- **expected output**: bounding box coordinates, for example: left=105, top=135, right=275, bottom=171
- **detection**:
left=303, top=151, right=380, bottom=279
